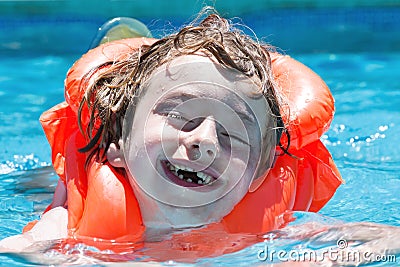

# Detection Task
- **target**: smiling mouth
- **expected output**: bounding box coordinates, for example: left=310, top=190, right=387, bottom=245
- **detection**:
left=161, top=160, right=216, bottom=187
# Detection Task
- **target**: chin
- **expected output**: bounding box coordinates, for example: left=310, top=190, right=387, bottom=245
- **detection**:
left=127, top=168, right=250, bottom=231
left=125, top=149, right=253, bottom=231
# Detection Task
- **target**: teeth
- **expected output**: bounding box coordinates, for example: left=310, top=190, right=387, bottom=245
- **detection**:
left=167, top=162, right=174, bottom=169
left=166, top=162, right=214, bottom=185
left=196, top=172, right=205, bottom=179
left=174, top=164, right=195, bottom=172
left=196, top=172, right=212, bottom=184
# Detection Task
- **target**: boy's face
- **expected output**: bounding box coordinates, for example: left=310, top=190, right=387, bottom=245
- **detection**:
left=120, top=55, right=275, bottom=229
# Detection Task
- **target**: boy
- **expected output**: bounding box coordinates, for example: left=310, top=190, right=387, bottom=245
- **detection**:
left=0, top=13, right=342, bottom=255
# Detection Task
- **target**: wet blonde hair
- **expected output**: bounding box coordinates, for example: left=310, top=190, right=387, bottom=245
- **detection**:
left=78, top=13, right=289, bottom=161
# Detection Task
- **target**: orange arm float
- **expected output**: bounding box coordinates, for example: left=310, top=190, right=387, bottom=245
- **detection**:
left=272, top=53, right=335, bottom=150
left=37, top=38, right=342, bottom=241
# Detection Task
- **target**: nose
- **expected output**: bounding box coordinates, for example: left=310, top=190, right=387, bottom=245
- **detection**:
left=183, top=116, right=219, bottom=162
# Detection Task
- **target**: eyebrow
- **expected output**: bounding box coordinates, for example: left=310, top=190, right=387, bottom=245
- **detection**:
left=162, top=92, right=256, bottom=123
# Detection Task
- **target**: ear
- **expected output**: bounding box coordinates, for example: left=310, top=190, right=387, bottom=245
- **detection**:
left=106, top=139, right=126, bottom=168
left=248, top=148, right=278, bottom=192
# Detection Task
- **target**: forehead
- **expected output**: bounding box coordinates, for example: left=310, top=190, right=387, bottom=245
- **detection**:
left=150, top=54, right=264, bottom=96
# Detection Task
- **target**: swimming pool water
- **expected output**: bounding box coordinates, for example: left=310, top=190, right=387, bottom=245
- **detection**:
left=0, top=8, right=399, bottom=266
left=311, top=52, right=400, bottom=225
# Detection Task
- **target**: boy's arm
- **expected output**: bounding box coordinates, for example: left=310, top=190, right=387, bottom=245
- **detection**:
left=50, top=179, right=67, bottom=209
left=0, top=207, right=68, bottom=253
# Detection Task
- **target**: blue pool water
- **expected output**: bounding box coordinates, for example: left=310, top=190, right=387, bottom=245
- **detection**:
left=1, top=7, right=400, bottom=266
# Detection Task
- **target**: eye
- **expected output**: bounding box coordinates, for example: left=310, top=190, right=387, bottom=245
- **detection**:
left=166, top=113, right=203, bottom=132
left=220, top=131, right=250, bottom=146
left=221, top=132, right=230, bottom=138
left=167, top=112, right=186, bottom=120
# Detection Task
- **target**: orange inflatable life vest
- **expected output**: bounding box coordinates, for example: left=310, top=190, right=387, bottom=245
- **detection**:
left=37, top=38, right=342, bottom=243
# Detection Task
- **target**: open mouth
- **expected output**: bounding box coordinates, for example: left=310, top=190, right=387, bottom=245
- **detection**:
left=161, top=160, right=216, bottom=187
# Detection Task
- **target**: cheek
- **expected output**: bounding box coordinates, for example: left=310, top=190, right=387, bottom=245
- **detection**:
left=136, top=114, right=166, bottom=142
left=133, top=115, right=185, bottom=162
left=230, top=145, right=260, bottom=174
left=221, top=156, right=255, bottom=191
left=230, top=143, right=253, bottom=165
left=222, top=152, right=248, bottom=176
left=126, top=116, right=164, bottom=162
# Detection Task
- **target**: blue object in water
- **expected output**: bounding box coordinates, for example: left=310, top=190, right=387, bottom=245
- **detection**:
left=88, top=17, right=152, bottom=49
